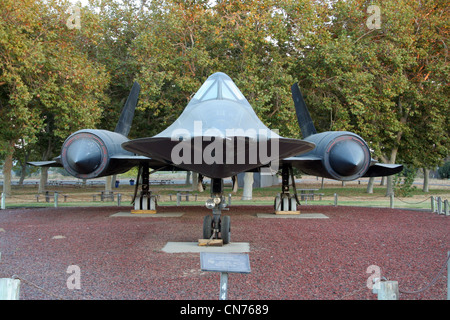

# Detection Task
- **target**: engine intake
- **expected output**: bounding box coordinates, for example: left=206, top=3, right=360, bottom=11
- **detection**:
left=61, top=129, right=134, bottom=179
left=298, top=131, right=371, bottom=181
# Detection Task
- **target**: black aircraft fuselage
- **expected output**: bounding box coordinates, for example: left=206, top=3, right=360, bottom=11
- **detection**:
left=122, top=72, right=314, bottom=178
left=28, top=72, right=403, bottom=243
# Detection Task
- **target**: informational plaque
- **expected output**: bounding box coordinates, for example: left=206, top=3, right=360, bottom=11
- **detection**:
left=200, top=252, right=251, bottom=274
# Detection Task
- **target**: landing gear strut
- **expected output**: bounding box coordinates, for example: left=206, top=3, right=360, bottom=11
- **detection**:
left=132, top=163, right=157, bottom=213
left=274, top=164, right=300, bottom=213
left=203, top=178, right=231, bottom=244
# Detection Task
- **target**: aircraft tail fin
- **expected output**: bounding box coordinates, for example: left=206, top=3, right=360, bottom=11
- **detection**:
left=114, top=81, right=141, bottom=137
left=291, top=83, right=317, bottom=138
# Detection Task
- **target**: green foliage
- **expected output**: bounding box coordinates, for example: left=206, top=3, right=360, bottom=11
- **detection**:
left=438, top=162, right=450, bottom=179
left=393, top=165, right=417, bottom=197
left=0, top=0, right=447, bottom=186
left=292, top=0, right=448, bottom=168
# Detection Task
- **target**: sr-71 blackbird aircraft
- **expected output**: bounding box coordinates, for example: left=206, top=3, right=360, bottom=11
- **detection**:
left=29, top=72, right=403, bottom=244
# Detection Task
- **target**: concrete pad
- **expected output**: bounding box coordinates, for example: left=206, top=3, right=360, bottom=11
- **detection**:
left=256, top=213, right=329, bottom=219
left=110, top=212, right=184, bottom=218
left=162, top=242, right=250, bottom=253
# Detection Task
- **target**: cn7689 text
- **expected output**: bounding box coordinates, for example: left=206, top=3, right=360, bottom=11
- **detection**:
left=224, top=304, right=269, bottom=315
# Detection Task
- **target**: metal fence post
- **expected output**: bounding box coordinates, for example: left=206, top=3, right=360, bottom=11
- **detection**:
left=378, top=281, right=399, bottom=300
left=447, top=251, right=449, bottom=300
left=1, top=193, right=5, bottom=210
left=0, top=278, right=20, bottom=300
left=334, top=193, right=338, bottom=207
left=437, top=197, right=442, bottom=214
left=444, top=200, right=449, bottom=216
left=54, top=192, right=58, bottom=208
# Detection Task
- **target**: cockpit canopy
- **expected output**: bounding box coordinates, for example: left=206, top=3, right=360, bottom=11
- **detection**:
left=155, top=72, right=276, bottom=138
left=191, top=72, right=247, bottom=104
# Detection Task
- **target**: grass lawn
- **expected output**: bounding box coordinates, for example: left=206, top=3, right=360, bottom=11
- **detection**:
left=2, top=175, right=448, bottom=211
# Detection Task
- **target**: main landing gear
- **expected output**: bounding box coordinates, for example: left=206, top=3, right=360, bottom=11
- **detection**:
left=131, top=163, right=158, bottom=213
left=202, top=178, right=231, bottom=244
left=274, top=163, right=300, bottom=213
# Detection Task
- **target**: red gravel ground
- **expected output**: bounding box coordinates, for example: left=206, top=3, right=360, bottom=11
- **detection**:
left=0, top=205, right=449, bottom=301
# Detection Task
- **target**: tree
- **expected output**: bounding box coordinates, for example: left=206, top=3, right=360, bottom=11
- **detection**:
left=130, top=0, right=219, bottom=137
left=85, top=0, right=144, bottom=134
left=0, top=0, right=109, bottom=194
left=130, top=0, right=315, bottom=138
left=210, top=0, right=302, bottom=137
left=290, top=0, right=449, bottom=195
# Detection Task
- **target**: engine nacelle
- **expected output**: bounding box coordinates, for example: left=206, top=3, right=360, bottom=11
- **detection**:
left=61, top=129, right=135, bottom=179
left=295, top=131, right=372, bottom=181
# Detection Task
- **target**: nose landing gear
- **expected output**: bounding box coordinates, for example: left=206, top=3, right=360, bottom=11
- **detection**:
left=202, top=178, right=231, bottom=244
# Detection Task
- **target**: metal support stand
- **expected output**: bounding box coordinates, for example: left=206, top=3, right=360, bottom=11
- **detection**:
left=219, top=272, right=229, bottom=300
left=200, top=252, right=251, bottom=301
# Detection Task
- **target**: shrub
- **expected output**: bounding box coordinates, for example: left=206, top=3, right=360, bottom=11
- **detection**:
left=393, top=165, right=417, bottom=197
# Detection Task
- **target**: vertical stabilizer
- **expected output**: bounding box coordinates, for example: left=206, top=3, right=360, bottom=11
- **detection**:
left=291, top=83, right=317, bottom=138
left=114, top=82, right=141, bottom=137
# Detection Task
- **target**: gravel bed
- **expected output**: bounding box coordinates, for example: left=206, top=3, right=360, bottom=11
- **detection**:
left=0, top=205, right=448, bottom=300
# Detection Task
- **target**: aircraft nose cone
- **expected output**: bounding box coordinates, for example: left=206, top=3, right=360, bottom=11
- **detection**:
left=329, top=139, right=365, bottom=176
left=66, top=139, right=102, bottom=174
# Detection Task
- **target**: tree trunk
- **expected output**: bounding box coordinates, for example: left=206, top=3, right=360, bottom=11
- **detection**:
left=383, top=146, right=399, bottom=196
left=38, top=167, right=48, bottom=193
left=384, top=98, right=408, bottom=196
left=185, top=171, right=191, bottom=185
left=385, top=154, right=398, bottom=196
left=17, top=140, right=30, bottom=186
left=232, top=175, right=238, bottom=193
left=192, top=172, right=198, bottom=191
left=38, top=136, right=54, bottom=193
left=18, top=164, right=26, bottom=186
left=386, top=175, right=394, bottom=196
left=366, top=177, right=375, bottom=193
left=423, top=168, right=429, bottom=192
left=2, top=141, right=14, bottom=196
left=111, top=174, right=117, bottom=190
left=241, top=172, right=253, bottom=200
left=105, top=176, right=112, bottom=193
